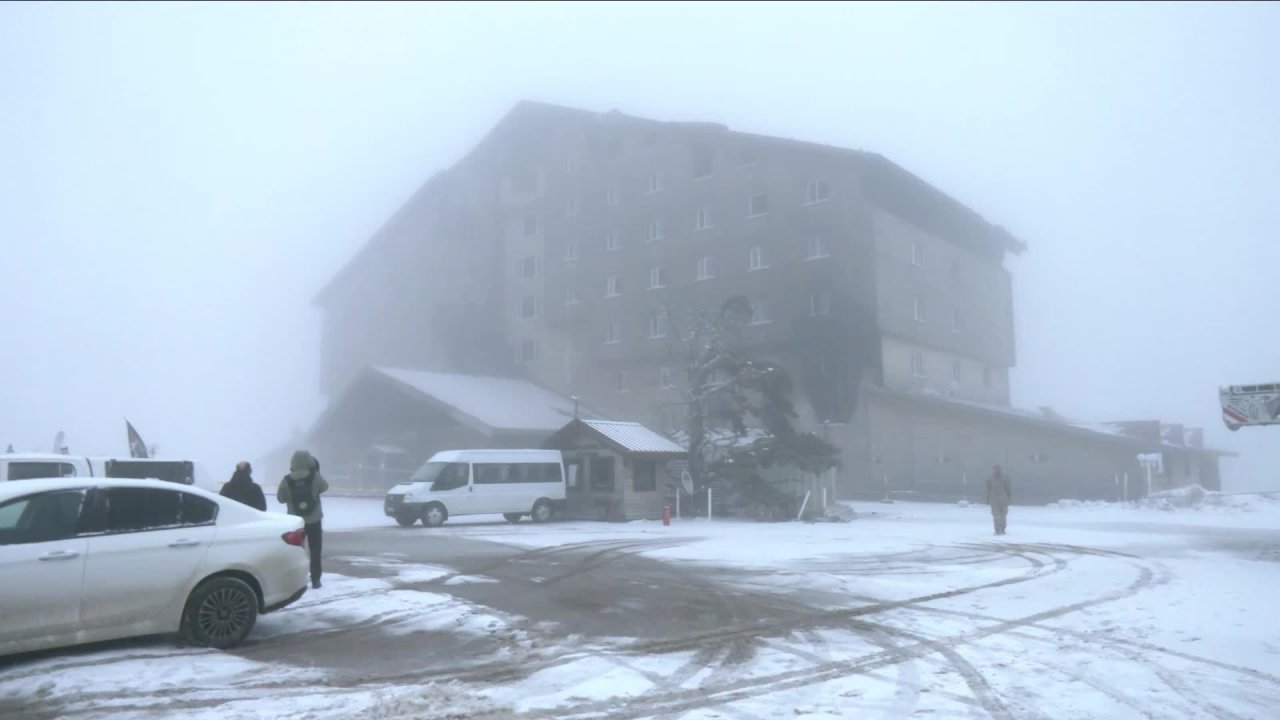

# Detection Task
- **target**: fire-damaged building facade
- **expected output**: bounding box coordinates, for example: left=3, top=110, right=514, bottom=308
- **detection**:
left=306, top=100, right=1231, bottom=501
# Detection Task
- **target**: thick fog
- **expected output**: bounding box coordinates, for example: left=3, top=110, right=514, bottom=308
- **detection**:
left=1, top=2, right=1276, bottom=489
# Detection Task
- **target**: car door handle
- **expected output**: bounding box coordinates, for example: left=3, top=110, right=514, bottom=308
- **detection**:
left=168, top=539, right=202, bottom=548
left=39, top=550, right=81, bottom=561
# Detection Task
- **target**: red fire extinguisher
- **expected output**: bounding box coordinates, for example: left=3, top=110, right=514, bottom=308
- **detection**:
left=662, top=504, right=671, bottom=526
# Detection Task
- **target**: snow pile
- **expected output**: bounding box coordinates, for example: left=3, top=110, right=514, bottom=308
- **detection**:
left=359, top=681, right=507, bottom=719
left=1046, top=487, right=1280, bottom=515
left=1141, top=485, right=1210, bottom=509
left=811, top=502, right=857, bottom=523
left=1046, top=498, right=1113, bottom=510
left=1138, top=487, right=1280, bottom=513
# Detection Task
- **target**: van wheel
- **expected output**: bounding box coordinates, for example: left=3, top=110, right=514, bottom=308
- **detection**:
left=531, top=499, right=553, bottom=524
left=422, top=503, right=448, bottom=528
left=503, top=513, right=524, bottom=524
left=182, top=577, right=258, bottom=649
left=394, top=513, right=418, bottom=527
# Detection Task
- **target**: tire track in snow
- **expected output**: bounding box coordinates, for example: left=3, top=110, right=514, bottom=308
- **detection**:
left=478, top=543, right=1158, bottom=719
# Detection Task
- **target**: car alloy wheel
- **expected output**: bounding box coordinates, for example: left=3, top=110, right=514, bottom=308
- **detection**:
left=185, top=576, right=258, bottom=649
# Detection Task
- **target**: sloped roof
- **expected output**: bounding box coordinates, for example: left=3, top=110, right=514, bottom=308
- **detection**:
left=872, top=387, right=1236, bottom=457
left=581, top=420, right=687, bottom=455
left=377, top=367, right=595, bottom=434
left=544, top=418, right=687, bottom=458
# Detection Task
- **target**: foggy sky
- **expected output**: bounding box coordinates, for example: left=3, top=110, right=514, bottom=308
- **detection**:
left=1, top=1, right=1276, bottom=488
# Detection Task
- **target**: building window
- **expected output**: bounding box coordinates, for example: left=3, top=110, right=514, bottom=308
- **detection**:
left=523, top=215, right=539, bottom=238
left=951, top=308, right=961, bottom=333
left=615, top=369, right=629, bottom=392
left=591, top=455, right=616, bottom=491
left=648, top=312, right=669, bottom=339
left=649, top=266, right=667, bottom=289
left=691, top=143, right=714, bottom=179
left=565, top=286, right=579, bottom=305
left=605, top=185, right=619, bottom=206
left=805, top=180, right=830, bottom=205
left=519, top=296, right=540, bottom=320
left=810, top=292, right=831, bottom=317
left=911, top=351, right=925, bottom=378
left=517, top=340, right=540, bottom=364
left=696, top=256, right=714, bottom=281
left=660, top=366, right=675, bottom=388
left=750, top=300, right=770, bottom=325
left=633, top=461, right=657, bottom=492
left=648, top=218, right=665, bottom=242
left=983, top=365, right=993, bottom=388
left=606, top=275, right=621, bottom=297
left=806, top=235, right=830, bottom=260
left=952, top=361, right=962, bottom=384
left=605, top=321, right=620, bottom=344
left=520, top=256, right=539, bottom=280
left=565, top=157, right=579, bottom=174
left=748, top=193, right=769, bottom=218
left=695, top=207, right=713, bottom=231
left=564, top=197, right=579, bottom=217
left=913, top=296, right=927, bottom=323
left=606, top=230, right=621, bottom=251
left=748, top=246, right=768, bottom=271
left=911, top=241, right=923, bottom=267
left=564, top=241, right=578, bottom=261
left=647, top=172, right=665, bottom=194
left=951, top=259, right=961, bottom=279
left=740, top=146, right=757, bottom=166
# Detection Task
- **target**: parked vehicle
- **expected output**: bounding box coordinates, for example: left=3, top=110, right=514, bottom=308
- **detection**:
left=384, top=449, right=566, bottom=527
left=0, top=453, right=216, bottom=491
left=0, top=477, right=309, bottom=657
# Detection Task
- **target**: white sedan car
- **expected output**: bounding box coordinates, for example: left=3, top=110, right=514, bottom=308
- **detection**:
left=0, top=477, right=309, bottom=657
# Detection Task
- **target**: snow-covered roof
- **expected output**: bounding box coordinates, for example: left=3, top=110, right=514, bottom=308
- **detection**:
left=880, top=387, right=1154, bottom=449
left=581, top=420, right=687, bottom=455
left=377, top=367, right=593, bottom=434
left=879, top=387, right=1236, bottom=456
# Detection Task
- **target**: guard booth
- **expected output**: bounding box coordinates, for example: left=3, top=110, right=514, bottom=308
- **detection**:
left=543, top=419, right=688, bottom=521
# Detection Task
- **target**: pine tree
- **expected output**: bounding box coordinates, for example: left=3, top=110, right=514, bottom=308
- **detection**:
left=669, top=296, right=840, bottom=519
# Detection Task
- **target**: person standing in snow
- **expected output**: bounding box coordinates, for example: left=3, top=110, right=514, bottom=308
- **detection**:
left=220, top=461, right=267, bottom=511
left=986, top=464, right=1012, bottom=535
left=278, top=450, right=329, bottom=588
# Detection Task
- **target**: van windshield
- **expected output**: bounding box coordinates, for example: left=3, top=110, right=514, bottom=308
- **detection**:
left=410, top=462, right=469, bottom=491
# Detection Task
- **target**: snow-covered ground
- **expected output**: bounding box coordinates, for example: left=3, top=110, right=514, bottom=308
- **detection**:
left=4, top=495, right=1280, bottom=719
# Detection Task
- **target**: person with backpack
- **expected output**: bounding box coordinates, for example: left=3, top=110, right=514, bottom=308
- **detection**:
left=278, top=450, right=328, bottom=588
left=220, top=461, right=267, bottom=511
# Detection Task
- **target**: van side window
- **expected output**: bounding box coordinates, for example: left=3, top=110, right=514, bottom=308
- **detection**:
left=474, top=464, right=508, bottom=485
left=535, top=463, right=562, bottom=483
left=8, top=462, right=77, bottom=481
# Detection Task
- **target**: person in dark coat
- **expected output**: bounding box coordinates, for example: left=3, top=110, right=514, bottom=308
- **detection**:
left=220, top=461, right=267, bottom=511
left=986, top=464, right=1012, bottom=536
left=278, top=450, right=329, bottom=588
